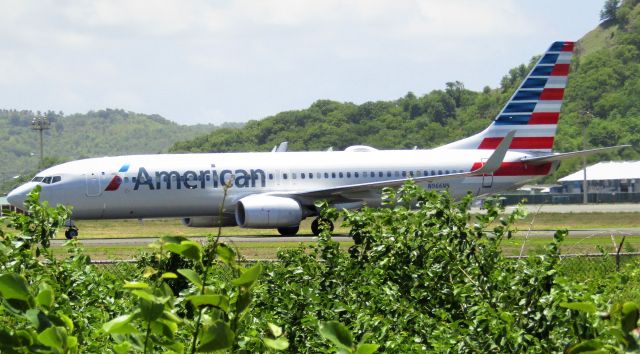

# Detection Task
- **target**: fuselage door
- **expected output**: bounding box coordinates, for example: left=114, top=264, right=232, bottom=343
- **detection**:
left=85, top=173, right=102, bottom=197
left=480, top=158, right=493, bottom=188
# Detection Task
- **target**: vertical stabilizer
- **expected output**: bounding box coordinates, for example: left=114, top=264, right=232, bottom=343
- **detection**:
left=438, top=41, right=574, bottom=152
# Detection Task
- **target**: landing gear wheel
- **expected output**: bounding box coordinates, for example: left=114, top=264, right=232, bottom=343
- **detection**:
left=311, top=218, right=334, bottom=236
left=277, top=226, right=299, bottom=236
left=64, top=227, right=79, bottom=239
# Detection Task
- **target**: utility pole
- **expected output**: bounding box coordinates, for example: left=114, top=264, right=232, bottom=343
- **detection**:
left=31, top=114, right=50, bottom=168
left=580, top=110, right=593, bottom=204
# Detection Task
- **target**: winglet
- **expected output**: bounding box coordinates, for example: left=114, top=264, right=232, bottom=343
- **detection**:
left=473, top=130, right=515, bottom=175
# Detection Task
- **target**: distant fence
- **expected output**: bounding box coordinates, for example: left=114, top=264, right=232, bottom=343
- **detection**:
left=497, top=192, right=640, bottom=205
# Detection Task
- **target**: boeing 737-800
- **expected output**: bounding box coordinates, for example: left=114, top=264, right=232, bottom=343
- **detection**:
left=6, top=41, right=625, bottom=238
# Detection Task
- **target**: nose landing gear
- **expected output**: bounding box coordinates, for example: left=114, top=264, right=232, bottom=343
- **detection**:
left=311, top=218, right=334, bottom=236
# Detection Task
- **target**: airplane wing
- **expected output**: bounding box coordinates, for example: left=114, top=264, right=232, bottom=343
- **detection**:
left=520, top=145, right=630, bottom=165
left=275, top=131, right=515, bottom=201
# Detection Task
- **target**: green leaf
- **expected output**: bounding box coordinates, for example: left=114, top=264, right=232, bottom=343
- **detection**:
left=113, top=341, right=132, bottom=354
left=235, top=287, right=252, bottom=315
left=37, top=326, right=67, bottom=351
left=165, top=241, right=203, bottom=263
left=356, top=343, right=379, bottom=354
left=216, top=244, right=236, bottom=264
left=177, top=269, right=203, bottom=289
left=161, top=236, right=189, bottom=244
left=0, top=273, right=31, bottom=301
left=268, top=322, right=283, bottom=337
left=131, top=290, right=156, bottom=301
left=566, top=339, right=606, bottom=353
left=186, top=294, right=229, bottom=312
left=319, top=321, right=353, bottom=350
left=231, top=264, right=263, bottom=287
left=103, top=314, right=136, bottom=334
left=142, top=266, right=158, bottom=278
left=560, top=302, right=597, bottom=314
left=123, top=281, right=149, bottom=289
left=26, top=309, right=51, bottom=331
left=36, top=283, right=54, bottom=309
left=621, top=302, right=639, bottom=333
left=263, top=337, right=289, bottom=351
left=197, top=320, right=234, bottom=352
left=140, top=299, right=165, bottom=322
left=161, top=272, right=178, bottom=279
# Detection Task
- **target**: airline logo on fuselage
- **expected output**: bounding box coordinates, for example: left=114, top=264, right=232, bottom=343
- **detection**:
left=132, top=167, right=266, bottom=191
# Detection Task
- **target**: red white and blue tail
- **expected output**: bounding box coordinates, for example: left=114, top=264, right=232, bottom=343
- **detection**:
left=439, top=41, right=574, bottom=152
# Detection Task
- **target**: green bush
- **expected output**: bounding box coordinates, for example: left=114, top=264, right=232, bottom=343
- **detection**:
left=0, top=185, right=639, bottom=352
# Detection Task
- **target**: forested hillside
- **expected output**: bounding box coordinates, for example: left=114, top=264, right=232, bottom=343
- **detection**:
left=0, top=109, right=237, bottom=193
left=172, top=0, right=640, bottom=182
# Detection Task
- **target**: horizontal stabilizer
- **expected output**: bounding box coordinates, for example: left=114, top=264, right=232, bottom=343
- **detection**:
left=520, top=145, right=630, bottom=165
left=472, top=130, right=515, bottom=175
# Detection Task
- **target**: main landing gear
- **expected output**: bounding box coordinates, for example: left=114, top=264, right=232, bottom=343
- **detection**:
left=64, top=226, right=79, bottom=239
left=64, top=219, right=79, bottom=239
left=277, top=225, right=299, bottom=236
left=311, top=218, right=334, bottom=236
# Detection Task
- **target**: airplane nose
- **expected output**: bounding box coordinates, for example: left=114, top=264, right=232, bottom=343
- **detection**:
left=7, top=183, right=33, bottom=210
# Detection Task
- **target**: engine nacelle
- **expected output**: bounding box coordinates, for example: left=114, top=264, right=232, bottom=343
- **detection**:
left=182, top=216, right=236, bottom=228
left=235, top=195, right=302, bottom=228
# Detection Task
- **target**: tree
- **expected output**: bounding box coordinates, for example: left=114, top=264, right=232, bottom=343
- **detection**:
left=600, top=0, right=620, bottom=22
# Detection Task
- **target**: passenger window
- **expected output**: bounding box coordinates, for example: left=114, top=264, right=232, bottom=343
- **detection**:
left=339, top=172, right=344, bottom=178
left=445, top=170, right=450, bottom=174
left=438, top=170, right=443, bottom=175
left=268, top=173, right=273, bottom=180
left=346, top=172, right=351, bottom=178
left=309, top=173, right=313, bottom=179
left=283, top=173, right=288, bottom=179
left=379, top=172, right=383, bottom=177
left=325, top=172, right=329, bottom=178
left=354, top=172, right=359, bottom=178
left=301, top=173, right=305, bottom=179
left=387, top=171, right=391, bottom=177
left=402, top=171, right=407, bottom=177
left=331, top=172, right=336, bottom=178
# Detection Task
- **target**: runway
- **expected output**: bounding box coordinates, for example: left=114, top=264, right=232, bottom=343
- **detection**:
left=51, top=228, right=640, bottom=247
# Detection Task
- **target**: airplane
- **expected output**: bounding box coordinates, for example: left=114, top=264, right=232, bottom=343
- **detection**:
left=6, top=41, right=627, bottom=239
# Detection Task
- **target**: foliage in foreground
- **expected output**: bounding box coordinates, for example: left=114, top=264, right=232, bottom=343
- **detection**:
left=0, top=185, right=639, bottom=352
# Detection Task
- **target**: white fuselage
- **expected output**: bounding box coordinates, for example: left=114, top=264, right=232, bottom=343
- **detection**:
left=8, top=149, right=552, bottom=220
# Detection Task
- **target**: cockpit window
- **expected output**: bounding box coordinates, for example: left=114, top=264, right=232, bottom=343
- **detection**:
left=42, top=177, right=52, bottom=184
left=32, top=176, right=44, bottom=182
left=52, top=176, right=61, bottom=183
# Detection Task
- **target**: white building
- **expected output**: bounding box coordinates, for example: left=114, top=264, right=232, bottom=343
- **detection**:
left=558, top=161, right=640, bottom=193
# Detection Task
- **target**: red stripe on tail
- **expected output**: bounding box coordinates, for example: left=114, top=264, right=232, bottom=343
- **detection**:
left=561, top=42, right=574, bottom=52
left=471, top=162, right=552, bottom=176
left=478, top=137, right=554, bottom=149
left=539, top=88, right=564, bottom=100
left=551, top=64, right=570, bottom=76
left=528, top=112, right=559, bottom=125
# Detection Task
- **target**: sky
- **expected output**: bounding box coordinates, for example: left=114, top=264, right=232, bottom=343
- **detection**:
left=0, top=0, right=605, bottom=125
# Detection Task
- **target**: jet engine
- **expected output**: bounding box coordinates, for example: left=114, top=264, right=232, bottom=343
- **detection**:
left=235, top=195, right=302, bottom=228
left=182, top=216, right=236, bottom=227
